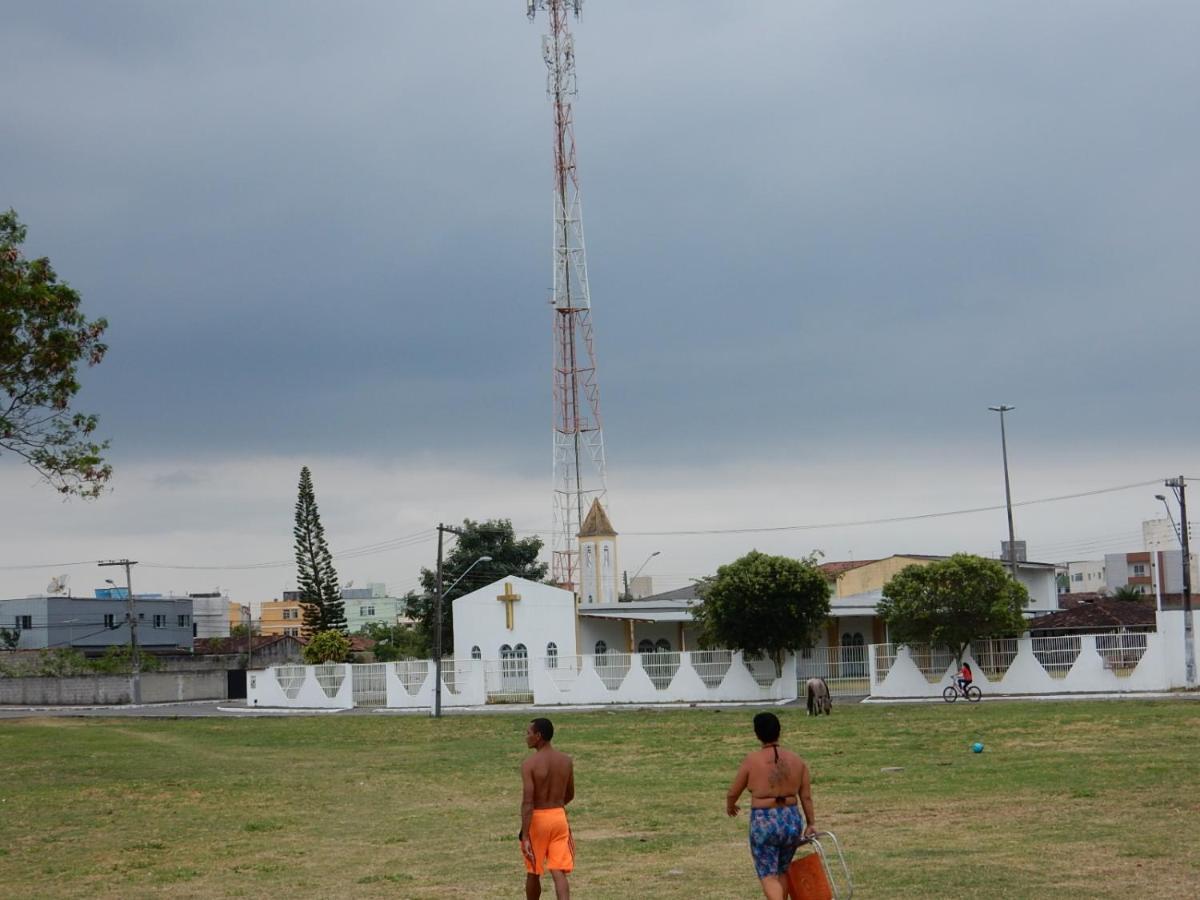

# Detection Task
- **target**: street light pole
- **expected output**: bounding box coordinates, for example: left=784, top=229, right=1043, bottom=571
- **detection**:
left=99, top=559, right=140, bottom=704
left=431, top=523, right=491, bottom=718
left=988, top=405, right=1019, bottom=581
left=622, top=550, right=661, bottom=601
left=1162, top=478, right=1195, bottom=685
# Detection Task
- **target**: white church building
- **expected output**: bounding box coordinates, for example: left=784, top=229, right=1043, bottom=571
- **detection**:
left=453, top=502, right=701, bottom=667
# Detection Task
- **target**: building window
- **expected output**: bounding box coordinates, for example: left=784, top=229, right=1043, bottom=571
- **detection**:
left=1073, top=573, right=1083, bottom=582
left=546, top=642, right=558, bottom=668
left=284, top=627, right=299, bottom=637
left=15, top=615, right=32, bottom=630
left=471, top=645, right=481, bottom=660
left=283, top=608, right=298, bottom=620
left=138, top=613, right=146, bottom=621
left=153, top=614, right=167, bottom=628
left=655, top=638, right=671, bottom=653
left=104, top=614, right=116, bottom=629
left=1132, top=564, right=1146, bottom=576
left=594, top=640, right=607, bottom=657
left=500, top=643, right=512, bottom=659
left=360, top=606, right=375, bottom=617
left=638, top=638, right=654, bottom=654
left=177, top=614, right=190, bottom=627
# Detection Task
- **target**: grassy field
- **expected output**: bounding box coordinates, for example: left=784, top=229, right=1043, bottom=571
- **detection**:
left=1, top=699, right=1198, bottom=898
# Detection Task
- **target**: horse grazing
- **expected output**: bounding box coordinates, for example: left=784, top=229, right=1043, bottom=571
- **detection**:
left=805, top=677, right=832, bottom=716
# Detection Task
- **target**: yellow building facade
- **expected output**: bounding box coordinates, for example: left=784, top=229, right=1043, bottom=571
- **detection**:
left=259, top=598, right=304, bottom=637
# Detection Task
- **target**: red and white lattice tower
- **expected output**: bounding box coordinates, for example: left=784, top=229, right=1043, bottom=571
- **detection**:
left=527, top=0, right=607, bottom=594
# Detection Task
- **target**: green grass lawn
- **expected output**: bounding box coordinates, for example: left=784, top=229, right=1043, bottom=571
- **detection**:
left=1, top=700, right=1197, bottom=898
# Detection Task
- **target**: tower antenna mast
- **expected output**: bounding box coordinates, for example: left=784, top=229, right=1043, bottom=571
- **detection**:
left=528, top=0, right=607, bottom=594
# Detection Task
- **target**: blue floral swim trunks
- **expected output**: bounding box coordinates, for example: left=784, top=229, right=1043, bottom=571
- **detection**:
left=748, top=805, right=804, bottom=878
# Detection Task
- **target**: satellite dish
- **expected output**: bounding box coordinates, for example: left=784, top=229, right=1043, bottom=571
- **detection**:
left=46, top=575, right=69, bottom=595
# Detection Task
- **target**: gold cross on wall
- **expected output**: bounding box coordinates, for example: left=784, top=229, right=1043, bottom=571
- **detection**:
left=497, top=583, right=522, bottom=630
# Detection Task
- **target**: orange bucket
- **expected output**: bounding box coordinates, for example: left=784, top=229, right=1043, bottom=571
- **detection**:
left=786, top=848, right=833, bottom=900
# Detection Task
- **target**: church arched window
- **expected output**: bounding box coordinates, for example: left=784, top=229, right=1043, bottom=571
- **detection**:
left=655, top=638, right=671, bottom=653
left=546, top=642, right=558, bottom=669
left=514, top=643, right=527, bottom=658
left=500, top=643, right=512, bottom=659
left=594, top=640, right=607, bottom=657
left=638, top=639, right=655, bottom=654
left=471, top=645, right=481, bottom=660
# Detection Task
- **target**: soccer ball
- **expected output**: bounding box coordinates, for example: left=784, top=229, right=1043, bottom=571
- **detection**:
left=971, top=742, right=984, bottom=753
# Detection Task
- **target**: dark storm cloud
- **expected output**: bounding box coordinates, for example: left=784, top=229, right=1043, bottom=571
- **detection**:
left=4, top=1, right=1198, bottom=470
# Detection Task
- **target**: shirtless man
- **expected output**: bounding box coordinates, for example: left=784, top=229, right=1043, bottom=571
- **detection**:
left=726, top=712, right=817, bottom=900
left=520, top=717, right=575, bottom=900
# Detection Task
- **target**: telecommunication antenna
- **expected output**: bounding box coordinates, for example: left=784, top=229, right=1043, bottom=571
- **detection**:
left=527, top=0, right=608, bottom=594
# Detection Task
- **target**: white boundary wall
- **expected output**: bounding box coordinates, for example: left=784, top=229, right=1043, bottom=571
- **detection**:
left=247, top=652, right=795, bottom=709
left=869, top=631, right=1175, bottom=698
left=246, top=612, right=1198, bottom=708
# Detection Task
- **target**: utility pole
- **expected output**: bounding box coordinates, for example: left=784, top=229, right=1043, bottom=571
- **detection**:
left=1165, top=477, right=1195, bottom=685
left=432, top=523, right=465, bottom=718
left=99, top=559, right=140, bottom=704
left=988, top=405, right=1019, bottom=580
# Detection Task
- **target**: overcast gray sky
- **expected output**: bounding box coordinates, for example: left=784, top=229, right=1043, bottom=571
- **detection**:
left=3, top=1, right=1198, bottom=604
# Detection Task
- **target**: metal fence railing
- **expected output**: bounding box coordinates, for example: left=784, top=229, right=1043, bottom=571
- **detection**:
left=1032, top=635, right=1081, bottom=678
left=484, top=657, right=532, bottom=703
left=641, top=651, right=681, bottom=690
left=1095, top=632, right=1149, bottom=675
left=796, top=646, right=870, bottom=697
left=905, top=644, right=957, bottom=683
left=971, top=638, right=1020, bottom=680
left=394, top=659, right=429, bottom=696
left=744, top=654, right=781, bottom=687
left=352, top=663, right=387, bottom=707
left=593, top=652, right=632, bottom=691
left=873, top=643, right=897, bottom=685
left=276, top=664, right=306, bottom=700
left=690, top=650, right=732, bottom=688
left=313, top=663, right=346, bottom=698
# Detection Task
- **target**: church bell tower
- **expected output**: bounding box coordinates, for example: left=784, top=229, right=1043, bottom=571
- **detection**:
left=577, top=499, right=618, bottom=604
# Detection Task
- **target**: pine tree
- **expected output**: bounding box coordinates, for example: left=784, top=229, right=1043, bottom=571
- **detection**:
left=293, top=466, right=346, bottom=635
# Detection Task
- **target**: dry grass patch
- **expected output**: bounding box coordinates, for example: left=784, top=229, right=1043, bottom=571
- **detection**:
left=1, top=701, right=1198, bottom=897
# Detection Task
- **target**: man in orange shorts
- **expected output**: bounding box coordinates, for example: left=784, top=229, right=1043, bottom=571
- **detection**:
left=520, top=717, right=575, bottom=899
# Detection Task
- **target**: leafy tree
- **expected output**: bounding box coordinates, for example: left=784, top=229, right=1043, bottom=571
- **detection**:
left=1110, top=584, right=1146, bottom=602
left=0, top=627, right=20, bottom=650
left=878, top=553, right=1029, bottom=662
left=406, top=519, right=548, bottom=656
left=293, top=466, right=346, bottom=636
left=1, top=210, right=111, bottom=497
left=692, top=550, right=832, bottom=675
left=359, top=618, right=425, bottom=662
left=302, top=629, right=351, bottom=664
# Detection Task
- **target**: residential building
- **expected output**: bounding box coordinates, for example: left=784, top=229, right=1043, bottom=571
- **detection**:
left=343, top=585, right=413, bottom=634
left=0, top=594, right=193, bottom=651
left=260, top=597, right=304, bottom=637
left=187, top=592, right=232, bottom=639
left=1065, top=560, right=1107, bottom=593
left=229, top=602, right=250, bottom=632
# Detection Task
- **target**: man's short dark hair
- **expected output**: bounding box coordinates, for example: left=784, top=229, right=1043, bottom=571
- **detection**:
left=530, top=717, right=554, bottom=741
left=753, top=712, right=781, bottom=744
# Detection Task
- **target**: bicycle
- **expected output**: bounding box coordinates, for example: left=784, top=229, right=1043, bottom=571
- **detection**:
left=942, top=681, right=981, bottom=703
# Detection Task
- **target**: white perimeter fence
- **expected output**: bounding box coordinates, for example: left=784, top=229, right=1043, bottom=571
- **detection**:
left=249, top=618, right=1196, bottom=708
left=249, top=650, right=796, bottom=709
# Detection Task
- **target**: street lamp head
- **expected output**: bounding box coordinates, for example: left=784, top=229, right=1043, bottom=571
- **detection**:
left=105, top=579, right=116, bottom=586
left=1155, top=494, right=1167, bottom=502
left=478, top=556, right=492, bottom=562
left=651, top=551, right=661, bottom=557
left=988, top=405, right=1015, bottom=413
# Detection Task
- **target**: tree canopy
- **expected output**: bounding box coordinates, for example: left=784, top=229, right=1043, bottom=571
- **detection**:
left=878, top=553, right=1030, bottom=661
left=359, top=618, right=425, bottom=662
left=293, top=466, right=347, bottom=636
left=406, top=519, right=548, bottom=656
left=1, top=209, right=110, bottom=497
left=302, top=629, right=351, bottom=665
left=693, top=550, right=831, bottom=673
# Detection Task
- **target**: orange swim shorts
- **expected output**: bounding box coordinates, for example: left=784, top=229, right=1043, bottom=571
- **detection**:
left=522, top=807, right=574, bottom=875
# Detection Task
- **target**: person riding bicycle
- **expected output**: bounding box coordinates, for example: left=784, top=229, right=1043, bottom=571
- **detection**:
left=956, top=661, right=973, bottom=695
